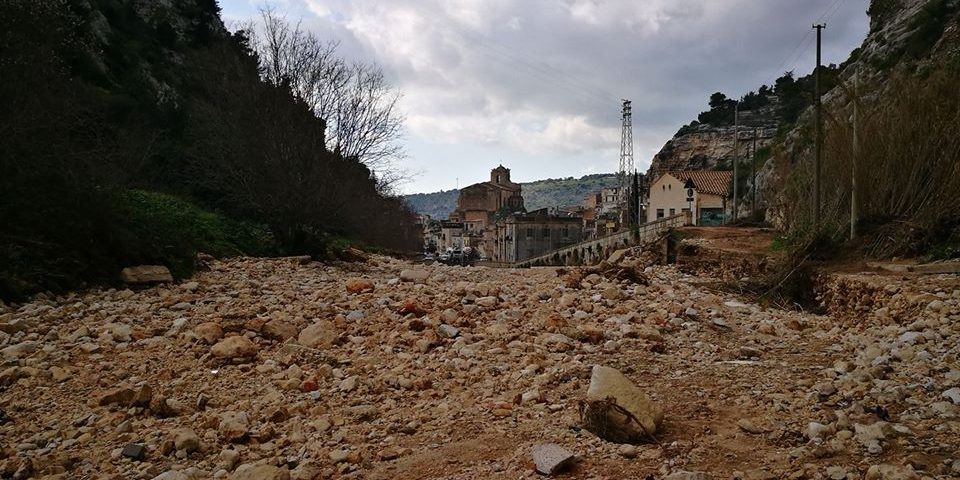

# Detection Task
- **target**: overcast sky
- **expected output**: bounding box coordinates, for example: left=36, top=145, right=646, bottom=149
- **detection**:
left=221, top=0, right=870, bottom=194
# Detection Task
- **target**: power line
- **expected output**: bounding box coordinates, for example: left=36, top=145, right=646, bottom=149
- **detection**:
left=816, top=0, right=844, bottom=24
left=763, top=0, right=846, bottom=88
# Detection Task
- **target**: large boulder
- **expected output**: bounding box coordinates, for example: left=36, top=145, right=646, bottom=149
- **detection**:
left=121, top=265, right=173, bottom=284
left=582, top=365, right=664, bottom=443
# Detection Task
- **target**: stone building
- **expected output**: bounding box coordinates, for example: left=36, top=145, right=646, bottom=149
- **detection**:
left=582, top=192, right=601, bottom=239
left=438, top=221, right=465, bottom=251
left=448, top=165, right=524, bottom=256
left=494, top=208, right=583, bottom=263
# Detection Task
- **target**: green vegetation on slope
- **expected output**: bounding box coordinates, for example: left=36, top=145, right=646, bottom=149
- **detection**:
left=403, top=174, right=619, bottom=218
left=522, top=174, right=619, bottom=211
left=403, top=189, right=460, bottom=219
left=114, top=191, right=279, bottom=277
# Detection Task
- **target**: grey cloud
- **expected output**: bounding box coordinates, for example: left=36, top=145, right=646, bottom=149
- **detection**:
left=229, top=0, right=869, bottom=191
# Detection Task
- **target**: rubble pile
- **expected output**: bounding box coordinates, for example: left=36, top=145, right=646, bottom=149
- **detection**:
left=676, top=240, right=772, bottom=282
left=0, top=254, right=958, bottom=479
left=817, top=272, right=960, bottom=325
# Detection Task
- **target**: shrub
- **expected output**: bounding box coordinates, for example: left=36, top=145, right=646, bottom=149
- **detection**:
left=113, top=190, right=279, bottom=277
left=779, top=66, right=960, bottom=258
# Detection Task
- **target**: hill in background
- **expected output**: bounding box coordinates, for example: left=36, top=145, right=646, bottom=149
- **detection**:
left=404, top=173, right=619, bottom=219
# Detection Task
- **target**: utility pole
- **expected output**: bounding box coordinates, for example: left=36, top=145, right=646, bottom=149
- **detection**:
left=813, top=23, right=826, bottom=230
left=618, top=99, right=634, bottom=229
left=752, top=127, right=758, bottom=215
left=851, top=67, right=859, bottom=240
left=732, top=102, right=739, bottom=221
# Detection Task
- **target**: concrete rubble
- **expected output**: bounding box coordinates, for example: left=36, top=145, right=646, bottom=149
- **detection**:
left=0, top=251, right=958, bottom=478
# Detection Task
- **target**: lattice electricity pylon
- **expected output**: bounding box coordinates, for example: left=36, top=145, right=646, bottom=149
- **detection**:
left=618, top=99, right=634, bottom=218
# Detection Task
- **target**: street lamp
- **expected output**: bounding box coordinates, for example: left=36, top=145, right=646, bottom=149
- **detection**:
left=683, top=178, right=696, bottom=225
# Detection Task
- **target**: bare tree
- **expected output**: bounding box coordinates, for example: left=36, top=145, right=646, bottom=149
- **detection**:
left=251, top=8, right=405, bottom=178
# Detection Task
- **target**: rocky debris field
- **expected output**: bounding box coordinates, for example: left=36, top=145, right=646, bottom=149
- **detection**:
left=1, top=251, right=959, bottom=479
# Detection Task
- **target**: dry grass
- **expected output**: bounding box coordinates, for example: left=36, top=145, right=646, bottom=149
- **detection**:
left=779, top=66, right=960, bottom=258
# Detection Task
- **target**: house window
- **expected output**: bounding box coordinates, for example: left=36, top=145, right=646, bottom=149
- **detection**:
left=542, top=227, right=550, bottom=238
left=525, top=228, right=534, bottom=239
left=656, top=209, right=664, bottom=219
left=669, top=208, right=676, bottom=216
left=561, top=227, right=569, bottom=239
left=668, top=184, right=672, bottom=190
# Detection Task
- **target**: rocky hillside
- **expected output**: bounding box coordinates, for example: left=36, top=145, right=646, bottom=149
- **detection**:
left=646, top=0, right=960, bottom=238
left=759, top=0, right=960, bottom=233
left=644, top=91, right=783, bottom=189
left=404, top=174, right=618, bottom=219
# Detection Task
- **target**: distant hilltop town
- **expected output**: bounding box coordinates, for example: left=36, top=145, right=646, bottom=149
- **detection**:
left=419, top=165, right=735, bottom=263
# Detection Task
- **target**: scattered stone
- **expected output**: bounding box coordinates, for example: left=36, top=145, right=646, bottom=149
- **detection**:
left=601, top=287, right=622, bottom=301
left=173, top=428, right=200, bottom=453
left=219, top=449, right=241, bottom=471
left=1, top=341, right=37, bottom=360
left=2, top=247, right=957, bottom=478
left=943, top=387, right=960, bottom=405
left=617, top=444, right=638, bottom=458
left=98, top=384, right=152, bottom=408
left=345, top=278, right=375, bottom=294
left=121, top=265, right=173, bottom=284
left=194, top=322, right=224, bottom=345
left=865, top=464, right=919, bottom=480
left=152, top=471, right=190, bottom=480
left=297, top=321, right=337, bottom=349
left=210, top=336, right=258, bottom=361
left=121, top=443, right=147, bottom=461
left=476, top=296, right=498, bottom=307
left=738, top=346, right=762, bottom=358
left=262, top=320, right=297, bottom=341
left=607, top=249, right=629, bottom=264
left=230, top=464, right=290, bottom=480
left=854, top=422, right=890, bottom=454
left=329, top=449, right=351, bottom=463
left=378, top=446, right=405, bottom=461
left=807, top=422, right=835, bottom=440
left=437, top=324, right=460, bottom=339
left=663, top=472, right=711, bottom=480
left=399, top=269, right=429, bottom=283
left=218, top=411, right=250, bottom=443
left=826, top=466, right=847, bottom=480
left=737, top=418, right=764, bottom=434
left=531, top=443, right=575, bottom=475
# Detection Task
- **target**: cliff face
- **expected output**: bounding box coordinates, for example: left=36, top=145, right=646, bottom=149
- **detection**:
left=645, top=125, right=778, bottom=185
left=644, top=94, right=781, bottom=202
